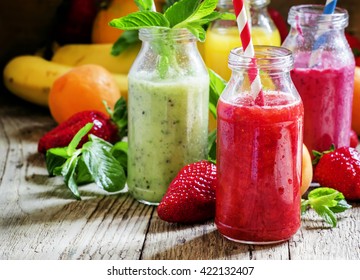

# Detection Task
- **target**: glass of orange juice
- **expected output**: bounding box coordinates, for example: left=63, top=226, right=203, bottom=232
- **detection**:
left=204, top=0, right=281, bottom=81
left=204, top=0, right=281, bottom=131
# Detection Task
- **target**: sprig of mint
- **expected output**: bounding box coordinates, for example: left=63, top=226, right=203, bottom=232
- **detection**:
left=46, top=123, right=127, bottom=200
left=109, top=0, right=234, bottom=42
left=111, top=30, right=140, bottom=56
left=301, top=187, right=351, bottom=227
left=207, top=68, right=227, bottom=163
left=105, top=97, right=128, bottom=140
left=109, top=0, right=235, bottom=59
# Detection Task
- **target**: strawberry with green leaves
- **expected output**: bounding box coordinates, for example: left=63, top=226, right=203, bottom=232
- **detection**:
left=38, top=110, right=118, bottom=154
left=38, top=98, right=127, bottom=154
left=313, top=145, right=360, bottom=200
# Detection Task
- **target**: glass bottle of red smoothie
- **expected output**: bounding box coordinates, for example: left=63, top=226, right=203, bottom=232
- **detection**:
left=282, top=5, right=355, bottom=155
left=215, top=46, right=304, bottom=244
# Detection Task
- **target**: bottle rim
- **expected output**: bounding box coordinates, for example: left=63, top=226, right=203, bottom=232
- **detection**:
left=218, top=0, right=270, bottom=8
left=287, top=4, right=349, bottom=29
left=228, top=45, right=294, bottom=72
left=139, top=27, right=197, bottom=42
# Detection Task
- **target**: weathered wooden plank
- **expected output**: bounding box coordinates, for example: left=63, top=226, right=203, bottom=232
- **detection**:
left=289, top=204, right=360, bottom=260
left=1, top=94, right=360, bottom=260
left=141, top=212, right=253, bottom=260
left=0, top=109, right=152, bottom=260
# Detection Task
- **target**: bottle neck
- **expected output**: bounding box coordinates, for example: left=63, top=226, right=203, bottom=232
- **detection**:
left=139, top=27, right=197, bottom=43
left=287, top=5, right=348, bottom=31
left=217, top=0, right=270, bottom=10
left=228, top=46, right=293, bottom=74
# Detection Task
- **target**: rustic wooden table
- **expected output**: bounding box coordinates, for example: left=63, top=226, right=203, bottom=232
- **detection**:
left=0, top=92, right=359, bottom=260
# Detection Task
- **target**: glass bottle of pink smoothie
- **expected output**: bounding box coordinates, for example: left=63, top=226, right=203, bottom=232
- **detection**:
left=282, top=5, right=355, bottom=155
left=215, top=46, right=304, bottom=244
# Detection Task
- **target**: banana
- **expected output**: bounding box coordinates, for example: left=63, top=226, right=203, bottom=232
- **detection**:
left=3, top=56, right=71, bottom=106
left=3, top=55, right=128, bottom=107
left=51, top=43, right=140, bottom=74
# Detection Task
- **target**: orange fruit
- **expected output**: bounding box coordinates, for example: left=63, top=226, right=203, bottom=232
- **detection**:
left=92, top=0, right=165, bottom=44
left=91, top=0, right=138, bottom=44
left=351, top=66, right=360, bottom=135
left=48, top=64, right=121, bottom=124
left=301, top=144, right=313, bottom=196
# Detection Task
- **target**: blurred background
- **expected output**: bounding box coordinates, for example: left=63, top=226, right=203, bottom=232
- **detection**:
left=0, top=0, right=359, bottom=89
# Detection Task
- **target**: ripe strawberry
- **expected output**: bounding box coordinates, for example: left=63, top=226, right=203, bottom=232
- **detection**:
left=38, top=110, right=119, bottom=153
left=313, top=146, right=360, bottom=200
left=350, top=129, right=359, bottom=148
left=157, top=160, right=217, bottom=224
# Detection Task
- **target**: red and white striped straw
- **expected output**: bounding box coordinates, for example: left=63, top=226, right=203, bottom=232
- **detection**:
left=232, top=0, right=263, bottom=103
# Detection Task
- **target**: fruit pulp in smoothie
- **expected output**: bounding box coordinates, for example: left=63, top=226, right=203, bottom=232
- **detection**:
left=204, top=26, right=281, bottom=81
left=215, top=92, right=303, bottom=244
left=291, top=52, right=354, bottom=154
left=127, top=75, right=209, bottom=204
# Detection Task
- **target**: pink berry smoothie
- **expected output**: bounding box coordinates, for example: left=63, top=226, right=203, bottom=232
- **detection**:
left=291, top=52, right=355, bottom=155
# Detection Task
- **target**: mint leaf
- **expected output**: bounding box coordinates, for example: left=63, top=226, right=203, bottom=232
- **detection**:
left=208, top=102, right=217, bottom=119
left=209, top=68, right=226, bottom=118
left=109, top=97, right=128, bottom=140
left=164, top=0, right=201, bottom=27
left=330, top=199, right=352, bottom=213
left=173, top=0, right=218, bottom=28
left=184, top=22, right=206, bottom=42
left=82, top=136, right=127, bottom=193
left=208, top=129, right=217, bottom=163
left=163, top=0, right=178, bottom=11
left=45, top=124, right=128, bottom=199
left=46, top=147, right=69, bottom=175
left=76, top=157, right=94, bottom=185
left=206, top=68, right=227, bottom=164
left=301, top=187, right=351, bottom=227
left=109, top=11, right=170, bottom=30
left=112, top=141, right=128, bottom=175
left=105, top=97, right=128, bottom=139
left=61, top=155, right=81, bottom=200
left=313, top=205, right=337, bottom=227
left=45, top=123, right=93, bottom=175
left=135, top=0, right=156, bottom=11
left=111, top=30, right=140, bottom=56
left=67, top=123, right=93, bottom=155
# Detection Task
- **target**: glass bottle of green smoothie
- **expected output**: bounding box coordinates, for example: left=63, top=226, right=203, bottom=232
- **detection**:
left=127, top=27, right=209, bottom=205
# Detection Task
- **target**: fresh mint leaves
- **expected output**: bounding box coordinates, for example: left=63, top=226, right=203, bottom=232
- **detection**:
left=106, top=97, right=128, bottom=140
left=207, top=68, right=227, bottom=163
left=111, top=30, right=140, bottom=56
left=110, top=11, right=171, bottom=30
left=135, top=0, right=157, bottom=11
left=209, top=68, right=226, bottom=119
left=301, top=187, right=352, bottom=227
left=46, top=123, right=128, bottom=200
left=109, top=0, right=235, bottom=42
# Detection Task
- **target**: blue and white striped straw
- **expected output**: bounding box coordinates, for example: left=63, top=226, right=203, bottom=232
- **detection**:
left=323, top=0, right=338, bottom=14
left=309, top=0, right=338, bottom=67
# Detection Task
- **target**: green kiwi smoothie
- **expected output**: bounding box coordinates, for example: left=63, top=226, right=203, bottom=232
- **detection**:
left=127, top=74, right=209, bottom=205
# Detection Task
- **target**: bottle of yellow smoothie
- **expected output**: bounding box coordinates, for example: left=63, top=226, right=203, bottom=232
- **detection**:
left=204, top=0, right=281, bottom=81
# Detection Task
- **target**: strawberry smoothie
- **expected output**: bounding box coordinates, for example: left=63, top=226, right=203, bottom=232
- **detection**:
left=215, top=92, right=303, bottom=244
left=291, top=52, right=354, bottom=154
left=127, top=74, right=209, bottom=204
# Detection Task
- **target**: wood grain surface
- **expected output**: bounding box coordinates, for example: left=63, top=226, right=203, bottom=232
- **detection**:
left=0, top=93, right=359, bottom=260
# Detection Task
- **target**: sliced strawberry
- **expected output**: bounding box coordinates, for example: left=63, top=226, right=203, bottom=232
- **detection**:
left=38, top=110, right=119, bottom=153
left=157, top=160, right=217, bottom=224
left=314, top=146, right=360, bottom=200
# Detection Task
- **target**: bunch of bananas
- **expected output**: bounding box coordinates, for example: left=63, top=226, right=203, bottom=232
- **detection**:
left=3, top=43, right=138, bottom=106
